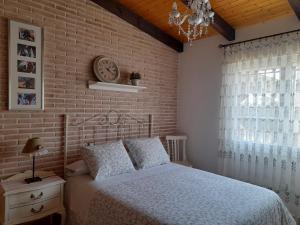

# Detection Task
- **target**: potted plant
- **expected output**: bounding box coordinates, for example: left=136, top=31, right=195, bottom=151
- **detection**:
left=130, top=72, right=141, bottom=86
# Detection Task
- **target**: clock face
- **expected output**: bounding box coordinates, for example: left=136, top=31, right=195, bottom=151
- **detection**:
left=93, top=56, right=120, bottom=83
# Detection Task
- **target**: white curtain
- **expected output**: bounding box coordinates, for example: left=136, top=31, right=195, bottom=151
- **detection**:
left=218, top=32, right=300, bottom=217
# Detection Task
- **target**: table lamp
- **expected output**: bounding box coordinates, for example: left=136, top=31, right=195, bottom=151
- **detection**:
left=22, top=137, right=48, bottom=184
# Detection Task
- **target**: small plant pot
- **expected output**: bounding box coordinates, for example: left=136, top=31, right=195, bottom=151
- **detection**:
left=131, top=79, right=140, bottom=86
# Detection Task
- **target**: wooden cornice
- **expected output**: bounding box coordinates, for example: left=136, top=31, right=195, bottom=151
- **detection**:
left=181, top=0, right=235, bottom=41
left=90, top=0, right=184, bottom=53
left=288, top=0, right=300, bottom=20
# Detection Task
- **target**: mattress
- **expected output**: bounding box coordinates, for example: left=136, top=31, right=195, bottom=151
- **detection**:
left=65, top=163, right=296, bottom=225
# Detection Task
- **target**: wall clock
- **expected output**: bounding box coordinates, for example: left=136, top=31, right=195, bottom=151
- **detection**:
left=93, top=56, right=120, bottom=83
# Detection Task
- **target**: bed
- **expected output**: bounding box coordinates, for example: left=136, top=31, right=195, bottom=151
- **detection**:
left=63, top=112, right=296, bottom=225
left=65, top=162, right=295, bottom=225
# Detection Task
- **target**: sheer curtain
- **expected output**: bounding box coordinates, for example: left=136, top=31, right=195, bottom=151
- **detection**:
left=218, top=32, right=300, bottom=217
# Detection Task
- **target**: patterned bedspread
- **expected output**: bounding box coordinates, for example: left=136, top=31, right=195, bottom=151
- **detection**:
left=68, top=163, right=296, bottom=225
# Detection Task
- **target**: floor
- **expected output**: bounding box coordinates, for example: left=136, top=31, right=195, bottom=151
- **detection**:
left=20, top=214, right=61, bottom=225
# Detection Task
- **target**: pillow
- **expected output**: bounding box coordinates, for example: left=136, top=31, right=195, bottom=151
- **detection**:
left=81, top=141, right=135, bottom=180
left=124, top=137, right=170, bottom=169
left=65, top=160, right=89, bottom=177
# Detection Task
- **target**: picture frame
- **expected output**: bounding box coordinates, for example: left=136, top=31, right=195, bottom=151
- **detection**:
left=9, top=20, right=44, bottom=110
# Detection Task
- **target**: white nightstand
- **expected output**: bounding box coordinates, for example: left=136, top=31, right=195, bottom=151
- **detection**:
left=0, top=175, right=65, bottom=225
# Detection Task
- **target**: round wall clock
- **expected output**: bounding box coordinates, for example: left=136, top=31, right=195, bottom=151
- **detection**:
left=93, top=56, right=120, bottom=83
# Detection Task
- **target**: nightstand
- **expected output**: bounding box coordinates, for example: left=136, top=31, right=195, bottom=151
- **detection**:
left=0, top=176, right=65, bottom=225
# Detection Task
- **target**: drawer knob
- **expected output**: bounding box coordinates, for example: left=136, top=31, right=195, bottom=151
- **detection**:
left=30, top=192, right=43, bottom=200
left=31, top=205, right=44, bottom=214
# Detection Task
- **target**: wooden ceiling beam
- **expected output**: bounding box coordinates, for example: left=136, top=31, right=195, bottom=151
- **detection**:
left=181, top=0, right=235, bottom=41
left=288, top=0, right=300, bottom=20
left=213, top=13, right=235, bottom=41
left=90, top=0, right=184, bottom=52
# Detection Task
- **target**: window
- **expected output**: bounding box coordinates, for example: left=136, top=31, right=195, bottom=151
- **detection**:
left=219, top=36, right=300, bottom=217
left=222, top=67, right=300, bottom=147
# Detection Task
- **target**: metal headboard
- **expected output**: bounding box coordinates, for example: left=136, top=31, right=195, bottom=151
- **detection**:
left=63, top=111, right=153, bottom=175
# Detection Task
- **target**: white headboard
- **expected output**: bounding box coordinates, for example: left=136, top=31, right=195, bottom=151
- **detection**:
left=63, top=111, right=153, bottom=175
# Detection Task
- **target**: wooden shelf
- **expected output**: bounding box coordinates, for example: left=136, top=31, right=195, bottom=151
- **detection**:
left=88, top=81, right=146, bottom=93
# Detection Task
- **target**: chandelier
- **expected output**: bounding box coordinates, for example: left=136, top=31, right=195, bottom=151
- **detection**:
left=168, top=0, right=215, bottom=43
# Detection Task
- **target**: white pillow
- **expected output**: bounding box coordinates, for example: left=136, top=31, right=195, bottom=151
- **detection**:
left=124, top=137, right=170, bottom=169
left=65, top=160, right=89, bottom=177
left=81, top=141, right=135, bottom=180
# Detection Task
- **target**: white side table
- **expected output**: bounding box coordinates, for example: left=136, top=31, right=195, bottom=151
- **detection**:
left=0, top=175, right=65, bottom=225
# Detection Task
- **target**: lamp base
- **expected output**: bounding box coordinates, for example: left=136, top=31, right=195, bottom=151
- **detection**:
left=24, top=176, right=42, bottom=184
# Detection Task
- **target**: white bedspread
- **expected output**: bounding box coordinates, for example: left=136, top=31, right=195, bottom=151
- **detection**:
left=66, top=163, right=296, bottom=225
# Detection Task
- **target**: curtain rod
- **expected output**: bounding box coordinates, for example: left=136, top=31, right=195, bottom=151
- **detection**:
left=218, top=28, right=300, bottom=48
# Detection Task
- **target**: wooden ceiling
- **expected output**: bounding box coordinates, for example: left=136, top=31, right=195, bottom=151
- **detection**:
left=118, top=0, right=294, bottom=43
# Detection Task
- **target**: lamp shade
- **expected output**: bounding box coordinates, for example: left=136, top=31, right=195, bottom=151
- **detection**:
left=22, top=137, right=43, bottom=154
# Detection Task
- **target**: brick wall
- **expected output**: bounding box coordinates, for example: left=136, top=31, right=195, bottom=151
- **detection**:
left=0, top=0, right=178, bottom=179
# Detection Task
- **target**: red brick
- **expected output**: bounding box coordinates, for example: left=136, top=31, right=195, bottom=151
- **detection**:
left=0, top=0, right=178, bottom=179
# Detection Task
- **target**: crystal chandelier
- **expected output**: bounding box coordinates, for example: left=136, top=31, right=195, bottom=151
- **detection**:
left=168, top=0, right=215, bottom=44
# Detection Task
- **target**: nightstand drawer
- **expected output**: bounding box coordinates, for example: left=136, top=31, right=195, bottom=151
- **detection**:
left=8, top=197, right=60, bottom=221
left=8, top=184, right=60, bottom=208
